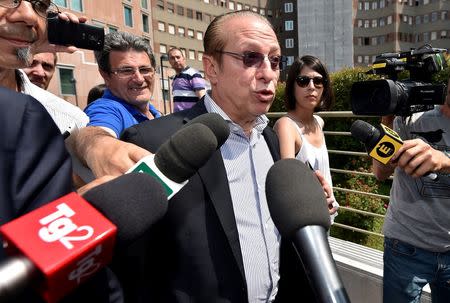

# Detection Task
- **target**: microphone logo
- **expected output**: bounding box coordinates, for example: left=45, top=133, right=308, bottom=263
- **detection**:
left=376, top=141, right=395, bottom=158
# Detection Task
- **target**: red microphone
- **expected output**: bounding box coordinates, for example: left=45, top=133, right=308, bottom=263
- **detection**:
left=0, top=173, right=167, bottom=303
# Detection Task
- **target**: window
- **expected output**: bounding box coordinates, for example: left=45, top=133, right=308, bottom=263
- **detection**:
left=358, top=2, right=362, bottom=10
left=157, top=0, right=164, bottom=10
left=244, top=4, right=250, bottom=10
left=71, top=0, right=82, bottom=11
left=160, top=44, right=167, bottom=54
left=196, top=31, right=203, bottom=40
left=409, top=16, right=413, bottom=25
left=423, top=14, right=429, bottom=23
left=188, top=50, right=195, bottom=60
left=357, top=19, right=363, bottom=27
left=54, top=0, right=82, bottom=11
left=196, top=12, right=203, bottom=21
left=364, top=56, right=370, bottom=64
left=252, top=6, right=257, bottom=12
left=423, top=32, right=429, bottom=42
left=124, top=6, right=133, bottom=27
left=220, top=0, right=226, bottom=7
left=379, top=17, right=385, bottom=26
left=141, top=0, right=148, bottom=9
left=286, top=56, right=294, bottom=66
left=108, top=26, right=118, bottom=33
left=379, top=0, right=385, bottom=8
left=371, top=37, right=377, bottom=45
left=188, top=29, right=194, bottom=38
left=187, top=9, right=193, bottom=19
left=167, top=2, right=174, bottom=13
left=285, top=38, right=294, bottom=48
left=387, top=15, right=392, bottom=24
left=372, top=19, right=377, bottom=27
left=423, top=0, right=429, bottom=4
left=229, top=1, right=235, bottom=10
left=259, top=8, right=265, bottom=15
left=364, top=20, right=369, bottom=28
left=204, top=0, right=209, bottom=3
left=197, top=51, right=203, bottom=61
left=364, top=2, right=370, bottom=10
left=431, top=31, right=437, bottom=40
left=177, top=5, right=184, bottom=16
left=403, top=15, right=408, bottom=23
left=59, top=68, right=75, bottom=95
left=180, top=48, right=186, bottom=57
left=440, top=30, right=447, bottom=39
left=236, top=3, right=242, bottom=10
left=158, top=21, right=165, bottom=31
left=168, top=24, right=175, bottom=35
left=284, top=3, right=293, bottom=13
left=372, top=1, right=378, bottom=9
left=442, top=11, right=448, bottom=21
left=285, top=20, right=294, bottom=31
left=142, top=14, right=149, bottom=33
left=178, top=27, right=185, bottom=37
left=431, top=12, right=437, bottom=22
left=415, top=15, right=421, bottom=24
left=54, top=0, right=67, bottom=7
left=357, top=56, right=363, bottom=63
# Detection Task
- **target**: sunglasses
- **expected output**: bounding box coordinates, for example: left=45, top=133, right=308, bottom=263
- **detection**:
left=296, top=76, right=326, bottom=88
left=216, top=50, right=285, bottom=71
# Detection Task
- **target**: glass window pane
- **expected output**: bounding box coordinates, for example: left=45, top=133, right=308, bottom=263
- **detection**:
left=54, top=0, right=67, bottom=7
left=141, top=0, right=148, bottom=9
left=142, top=14, right=149, bottom=33
left=124, top=6, right=133, bottom=27
left=71, top=0, right=82, bottom=11
left=59, top=68, right=75, bottom=95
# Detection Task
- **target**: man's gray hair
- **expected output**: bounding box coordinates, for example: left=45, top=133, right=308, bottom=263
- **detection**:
left=95, top=31, right=156, bottom=72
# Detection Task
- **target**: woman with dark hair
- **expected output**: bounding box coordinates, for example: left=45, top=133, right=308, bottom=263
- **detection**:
left=274, top=55, right=339, bottom=221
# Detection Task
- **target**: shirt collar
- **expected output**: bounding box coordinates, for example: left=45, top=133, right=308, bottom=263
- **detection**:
left=103, top=89, right=161, bottom=119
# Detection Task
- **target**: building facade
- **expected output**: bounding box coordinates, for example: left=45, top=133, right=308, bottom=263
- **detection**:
left=354, top=0, right=449, bottom=67
left=47, top=0, right=160, bottom=111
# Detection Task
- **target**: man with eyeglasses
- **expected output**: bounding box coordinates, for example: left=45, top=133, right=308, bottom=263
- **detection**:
left=0, top=0, right=88, bottom=135
left=0, top=1, right=122, bottom=303
left=73, top=31, right=159, bottom=179
left=168, top=47, right=206, bottom=112
left=119, top=10, right=316, bottom=303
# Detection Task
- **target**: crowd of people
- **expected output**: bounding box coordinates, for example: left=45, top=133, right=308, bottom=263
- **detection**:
left=0, top=1, right=449, bottom=303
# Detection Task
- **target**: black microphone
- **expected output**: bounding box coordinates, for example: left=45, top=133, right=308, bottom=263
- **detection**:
left=0, top=173, right=167, bottom=302
left=266, top=159, right=350, bottom=303
left=350, top=119, right=438, bottom=180
left=127, top=113, right=230, bottom=191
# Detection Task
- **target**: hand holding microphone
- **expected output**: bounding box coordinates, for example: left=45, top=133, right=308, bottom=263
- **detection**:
left=350, top=120, right=439, bottom=180
left=0, top=173, right=167, bottom=303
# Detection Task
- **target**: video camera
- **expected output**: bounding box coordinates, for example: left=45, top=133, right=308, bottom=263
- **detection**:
left=351, top=45, right=448, bottom=116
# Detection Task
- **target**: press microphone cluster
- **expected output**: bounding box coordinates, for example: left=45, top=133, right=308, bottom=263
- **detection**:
left=0, top=173, right=167, bottom=303
left=266, top=159, right=350, bottom=303
left=350, top=120, right=438, bottom=180
left=0, top=113, right=230, bottom=302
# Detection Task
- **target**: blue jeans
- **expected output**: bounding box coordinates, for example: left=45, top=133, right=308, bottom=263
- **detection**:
left=383, top=237, right=450, bottom=303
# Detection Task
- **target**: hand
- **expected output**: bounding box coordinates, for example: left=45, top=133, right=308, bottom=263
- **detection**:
left=33, top=12, right=88, bottom=54
left=314, top=170, right=338, bottom=215
left=391, top=138, right=448, bottom=178
left=86, top=137, right=151, bottom=178
left=77, top=175, right=117, bottom=196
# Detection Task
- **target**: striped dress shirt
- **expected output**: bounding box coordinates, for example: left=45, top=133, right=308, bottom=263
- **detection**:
left=204, top=94, right=281, bottom=302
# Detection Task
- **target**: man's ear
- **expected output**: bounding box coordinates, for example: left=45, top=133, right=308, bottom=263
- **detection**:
left=203, top=55, right=219, bottom=85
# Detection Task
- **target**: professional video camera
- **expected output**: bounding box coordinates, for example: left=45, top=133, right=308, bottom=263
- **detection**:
left=351, top=45, right=448, bottom=116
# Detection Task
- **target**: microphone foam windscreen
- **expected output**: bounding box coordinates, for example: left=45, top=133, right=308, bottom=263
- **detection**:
left=183, top=113, right=230, bottom=148
left=350, top=120, right=380, bottom=148
left=155, top=123, right=217, bottom=183
left=266, top=159, right=331, bottom=238
left=83, top=173, right=167, bottom=247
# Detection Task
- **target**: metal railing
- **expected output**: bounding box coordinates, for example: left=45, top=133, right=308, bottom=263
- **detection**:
left=268, top=111, right=390, bottom=240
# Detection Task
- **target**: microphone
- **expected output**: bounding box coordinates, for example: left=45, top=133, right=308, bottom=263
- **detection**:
left=350, top=120, right=438, bottom=180
left=0, top=173, right=167, bottom=303
left=127, top=113, right=230, bottom=197
left=266, top=159, right=350, bottom=303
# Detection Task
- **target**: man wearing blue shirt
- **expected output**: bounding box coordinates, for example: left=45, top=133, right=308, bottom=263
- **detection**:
left=85, top=31, right=161, bottom=138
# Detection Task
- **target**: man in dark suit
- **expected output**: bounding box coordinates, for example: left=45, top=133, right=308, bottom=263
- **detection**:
left=120, top=10, right=315, bottom=303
